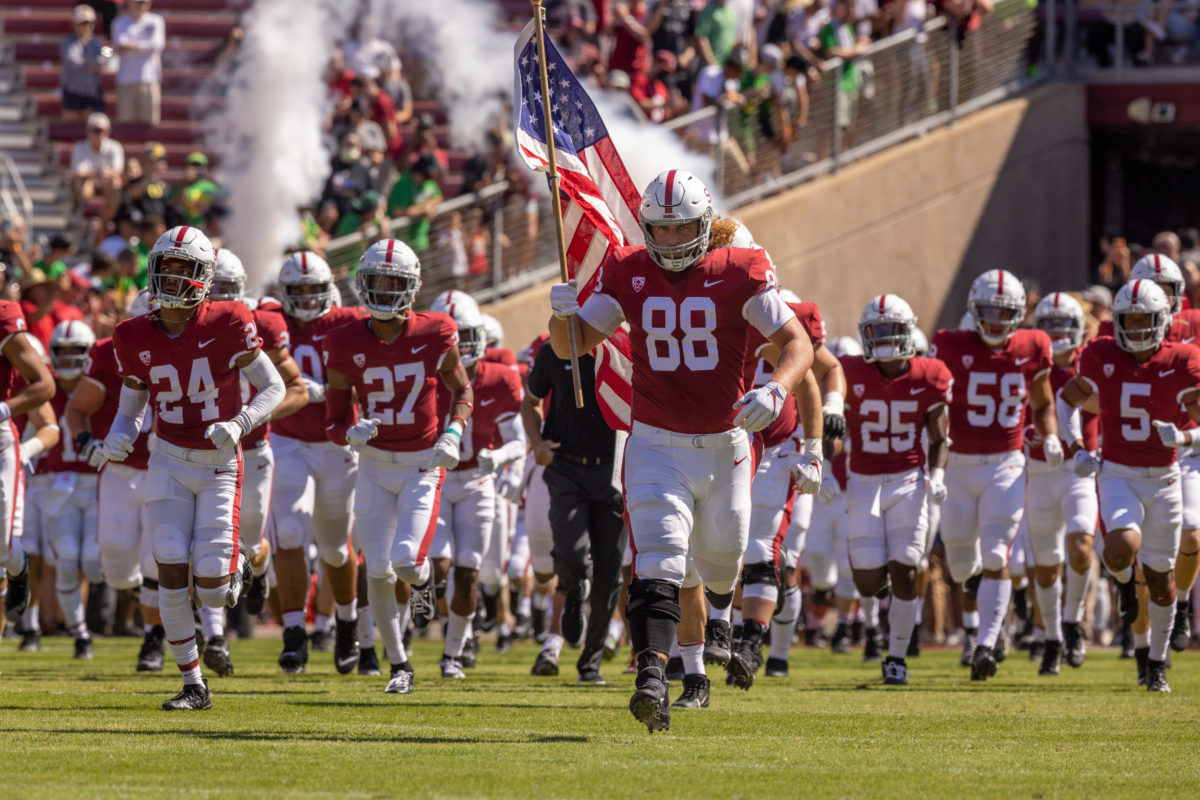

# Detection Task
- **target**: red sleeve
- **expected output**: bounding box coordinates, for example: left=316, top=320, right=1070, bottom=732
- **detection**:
left=1182, top=347, right=1200, bottom=397
left=111, top=321, right=144, bottom=384
left=439, top=314, right=460, bottom=360
left=227, top=303, right=262, bottom=367
left=321, top=328, right=349, bottom=377
left=929, top=330, right=950, bottom=360
left=1032, top=330, right=1053, bottom=375
left=254, top=309, right=289, bottom=351
left=1077, top=340, right=1101, bottom=388
left=0, top=300, right=28, bottom=347
left=743, top=249, right=778, bottom=296
left=325, top=386, right=353, bottom=445
left=930, top=359, right=953, bottom=405
left=792, top=302, right=826, bottom=346
left=500, top=367, right=523, bottom=414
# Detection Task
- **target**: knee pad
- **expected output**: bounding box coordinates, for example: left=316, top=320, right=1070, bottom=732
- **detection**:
left=704, top=586, right=734, bottom=611
left=478, top=567, right=502, bottom=592
left=319, top=541, right=349, bottom=569
left=194, top=583, right=231, bottom=610
left=274, top=515, right=308, bottom=551
left=365, top=558, right=394, bottom=582
left=741, top=560, right=780, bottom=588
left=943, top=540, right=981, bottom=584
left=139, top=581, right=159, bottom=608
left=981, top=548, right=1009, bottom=574
left=963, top=572, right=983, bottom=603
left=626, top=578, right=681, bottom=655
left=394, top=560, right=430, bottom=587
left=1142, top=552, right=1175, bottom=574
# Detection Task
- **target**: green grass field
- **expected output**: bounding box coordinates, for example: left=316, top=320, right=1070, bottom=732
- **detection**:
left=3, top=635, right=1198, bottom=799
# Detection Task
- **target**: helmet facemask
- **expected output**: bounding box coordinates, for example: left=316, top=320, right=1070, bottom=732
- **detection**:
left=642, top=211, right=713, bottom=272
left=1155, top=278, right=1184, bottom=315
left=282, top=281, right=333, bottom=321
left=150, top=253, right=212, bottom=309
left=1114, top=309, right=1167, bottom=353
left=457, top=324, right=487, bottom=366
left=1036, top=314, right=1083, bottom=354
left=860, top=319, right=915, bottom=362
left=356, top=267, right=420, bottom=321
left=50, top=344, right=90, bottom=379
left=209, top=276, right=245, bottom=303
left=971, top=301, right=1024, bottom=347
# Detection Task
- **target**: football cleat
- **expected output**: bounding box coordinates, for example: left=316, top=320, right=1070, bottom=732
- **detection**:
left=577, top=668, right=606, bottom=686
left=1170, top=599, right=1192, bottom=652
left=1116, top=579, right=1139, bottom=627
left=74, top=636, right=94, bottom=660
left=385, top=662, right=414, bottom=694
left=494, top=630, right=512, bottom=654
left=162, top=679, right=212, bottom=711
left=244, top=572, right=269, bottom=617
left=1119, top=625, right=1135, bottom=659
left=1145, top=659, right=1170, bottom=693
left=226, top=553, right=252, bottom=609
left=726, top=625, right=765, bottom=691
left=960, top=629, right=978, bottom=666
left=629, top=653, right=671, bottom=733
left=333, top=617, right=359, bottom=675
left=671, top=674, right=711, bottom=708
left=1039, top=640, right=1062, bottom=676
left=561, top=579, right=589, bottom=648
left=358, top=646, right=382, bottom=676
left=409, top=579, right=437, bottom=630
left=882, top=656, right=908, bottom=686
left=531, top=605, right=548, bottom=643
left=664, top=655, right=686, bottom=682
left=1063, top=622, right=1086, bottom=667
left=18, top=630, right=41, bottom=652
left=906, top=624, right=921, bottom=658
left=460, top=632, right=479, bottom=668
left=764, top=656, right=789, bottom=678
left=278, top=625, right=309, bottom=674
left=970, top=645, right=997, bottom=681
left=1028, top=639, right=1044, bottom=662
left=703, top=619, right=732, bottom=667
left=993, top=628, right=1009, bottom=663
left=622, top=654, right=637, bottom=675
left=1135, top=646, right=1150, bottom=686
left=476, top=589, right=498, bottom=633
left=4, top=554, right=30, bottom=623
left=440, top=655, right=466, bottom=679
left=137, top=626, right=165, bottom=672
left=830, top=622, right=852, bottom=655
left=531, top=648, right=560, bottom=677
left=202, top=635, right=233, bottom=676
left=309, top=628, right=333, bottom=652
left=862, top=627, right=883, bottom=663
left=602, top=630, right=620, bottom=662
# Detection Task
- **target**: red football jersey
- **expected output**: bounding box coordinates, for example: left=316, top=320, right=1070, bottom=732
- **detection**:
left=580, top=246, right=785, bottom=434
left=842, top=356, right=952, bottom=474
left=236, top=307, right=291, bottom=448
left=323, top=312, right=459, bottom=452
left=930, top=328, right=1052, bottom=455
left=746, top=300, right=826, bottom=447
left=1027, top=357, right=1097, bottom=462
left=0, top=299, right=29, bottom=401
left=42, top=385, right=97, bottom=475
left=113, top=301, right=262, bottom=450
left=271, top=305, right=365, bottom=443
left=1078, top=337, right=1200, bottom=467
left=436, top=360, right=522, bottom=471
left=483, top=347, right=517, bottom=368
left=82, top=338, right=151, bottom=470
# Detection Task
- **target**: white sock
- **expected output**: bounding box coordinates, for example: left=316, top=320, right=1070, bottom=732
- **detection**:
left=139, top=584, right=158, bottom=610
left=533, top=590, right=551, bottom=612
left=743, top=582, right=778, bottom=605
left=708, top=603, right=732, bottom=623
left=1149, top=600, right=1174, bottom=662
left=769, top=585, right=801, bottom=660
left=1033, top=626, right=1045, bottom=643
left=607, top=616, right=624, bottom=643
left=963, top=610, right=980, bottom=630
left=445, top=611, right=474, bottom=658
left=315, top=613, right=333, bottom=633
left=837, top=610, right=851, bottom=625
left=367, top=576, right=404, bottom=665
left=335, top=601, right=357, bottom=622
left=199, top=605, right=224, bottom=639
left=861, top=595, right=879, bottom=629
left=542, top=632, right=564, bottom=657
left=1133, top=630, right=1149, bottom=649
left=59, top=584, right=84, bottom=631
left=22, top=603, right=40, bottom=633
left=159, top=586, right=203, bottom=684
left=1063, top=566, right=1090, bottom=624
left=679, top=640, right=704, bottom=676
left=977, top=577, right=1011, bottom=648
left=282, top=609, right=305, bottom=630
left=357, top=605, right=375, bottom=647
left=1034, top=581, right=1063, bottom=641
left=668, top=637, right=681, bottom=659
left=914, top=595, right=924, bottom=625
left=888, top=597, right=917, bottom=659
left=731, top=607, right=743, bottom=626
left=518, top=594, right=532, bottom=617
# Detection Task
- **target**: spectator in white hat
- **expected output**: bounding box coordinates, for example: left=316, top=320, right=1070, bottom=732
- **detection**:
left=70, top=112, right=124, bottom=203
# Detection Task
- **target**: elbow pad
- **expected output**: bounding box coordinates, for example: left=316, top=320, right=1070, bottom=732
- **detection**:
left=1055, top=387, right=1083, bottom=447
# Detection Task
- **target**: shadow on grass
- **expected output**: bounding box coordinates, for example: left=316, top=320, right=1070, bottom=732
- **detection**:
left=287, top=699, right=604, bottom=710
left=0, top=727, right=588, bottom=745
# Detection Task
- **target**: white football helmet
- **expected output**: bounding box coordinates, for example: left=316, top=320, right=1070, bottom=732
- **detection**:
left=481, top=313, right=504, bottom=349
left=431, top=291, right=486, bottom=366
left=859, top=294, right=917, bottom=362
left=210, top=248, right=246, bottom=302
left=728, top=219, right=756, bottom=249
left=356, top=239, right=421, bottom=320
left=1130, top=253, right=1185, bottom=315
left=827, top=335, right=864, bottom=359
left=278, top=251, right=335, bottom=322
left=639, top=169, right=714, bottom=272
left=1033, top=291, right=1086, bottom=355
left=1112, top=279, right=1171, bottom=353
left=148, top=225, right=216, bottom=309
left=49, top=319, right=96, bottom=379
left=911, top=327, right=930, bottom=356
left=129, top=289, right=157, bottom=318
left=968, top=269, right=1025, bottom=347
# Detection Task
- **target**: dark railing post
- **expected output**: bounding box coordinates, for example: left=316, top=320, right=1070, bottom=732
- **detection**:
left=948, top=18, right=960, bottom=123
left=491, top=191, right=505, bottom=292
left=832, top=61, right=843, bottom=171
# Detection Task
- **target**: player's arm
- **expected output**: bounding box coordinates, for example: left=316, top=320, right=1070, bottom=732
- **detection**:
left=437, top=345, right=475, bottom=432
left=324, top=367, right=357, bottom=446
left=264, top=345, right=308, bottom=420
left=65, top=374, right=107, bottom=458
left=228, top=348, right=286, bottom=433
left=812, top=344, right=847, bottom=439
left=764, top=317, right=814, bottom=396
left=795, top=369, right=823, bottom=445
left=1151, top=388, right=1200, bottom=449
left=19, top=400, right=61, bottom=466
left=1, top=332, right=55, bottom=419
left=1056, top=376, right=1093, bottom=454
left=1029, top=369, right=1057, bottom=440
left=479, top=411, right=528, bottom=474
left=90, top=375, right=149, bottom=468
left=924, top=402, right=950, bottom=504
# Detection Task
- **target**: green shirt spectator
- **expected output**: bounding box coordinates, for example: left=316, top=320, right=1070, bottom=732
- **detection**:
left=385, top=156, right=443, bottom=252
left=696, top=0, right=737, bottom=67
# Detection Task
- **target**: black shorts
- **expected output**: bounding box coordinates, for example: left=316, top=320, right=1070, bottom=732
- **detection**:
left=61, top=89, right=105, bottom=113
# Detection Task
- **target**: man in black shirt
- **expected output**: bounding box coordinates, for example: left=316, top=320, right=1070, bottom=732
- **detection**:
left=522, top=341, right=625, bottom=684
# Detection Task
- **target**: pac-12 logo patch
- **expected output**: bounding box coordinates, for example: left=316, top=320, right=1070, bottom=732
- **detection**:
left=1103, top=363, right=1114, bottom=377
left=354, top=353, right=366, bottom=368
left=139, top=351, right=152, bottom=366
left=853, top=384, right=865, bottom=398
left=632, top=276, right=645, bottom=292
left=962, top=355, right=973, bottom=368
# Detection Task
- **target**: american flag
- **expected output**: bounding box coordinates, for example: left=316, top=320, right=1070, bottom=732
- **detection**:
left=513, top=19, right=638, bottom=431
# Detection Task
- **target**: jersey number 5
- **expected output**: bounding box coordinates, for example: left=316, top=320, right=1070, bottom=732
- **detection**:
left=643, top=296, right=719, bottom=372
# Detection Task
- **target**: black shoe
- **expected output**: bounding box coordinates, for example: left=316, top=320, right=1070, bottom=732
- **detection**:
left=18, top=630, right=41, bottom=652
left=202, top=635, right=233, bottom=676
left=577, top=668, right=606, bottom=685
left=629, top=653, right=670, bottom=733
left=279, top=625, right=309, bottom=674
left=764, top=656, right=789, bottom=677
left=227, top=555, right=252, bottom=609
left=850, top=619, right=865, bottom=645
left=970, top=645, right=997, bottom=681
left=460, top=631, right=479, bottom=669
left=1135, top=646, right=1149, bottom=686
left=671, top=674, right=710, bottom=708
left=494, top=631, right=512, bottom=654
left=1171, top=600, right=1192, bottom=653
left=703, top=619, right=732, bottom=667
left=162, top=679, right=212, bottom=710
left=477, top=590, right=498, bottom=633
left=993, top=627, right=1008, bottom=663
left=664, top=655, right=685, bottom=682
left=907, top=624, right=921, bottom=658
left=831, top=622, right=851, bottom=654
left=561, top=579, right=589, bottom=647
left=1039, top=640, right=1062, bottom=676
left=331, top=617, right=359, bottom=674
left=358, top=646, right=382, bottom=676
left=1119, top=625, right=1134, bottom=659
left=531, top=648, right=560, bottom=676
left=244, top=572, right=269, bottom=617
left=1146, top=659, right=1170, bottom=692
left=440, top=654, right=466, bottom=679
left=309, top=627, right=333, bottom=652
left=385, top=662, right=414, bottom=694
left=1116, top=579, right=1139, bottom=627
left=409, top=580, right=436, bottom=630
left=532, top=605, right=547, bottom=643
left=882, top=656, right=908, bottom=685
left=74, top=636, right=94, bottom=660
left=726, top=623, right=765, bottom=691
left=960, top=628, right=977, bottom=666
left=512, top=613, right=532, bottom=641
left=1028, top=640, right=1044, bottom=662
left=137, top=626, right=165, bottom=672
left=1013, top=586, right=1029, bottom=624
left=862, top=627, right=883, bottom=663
left=4, top=555, right=29, bottom=624
left=1063, top=622, right=1086, bottom=668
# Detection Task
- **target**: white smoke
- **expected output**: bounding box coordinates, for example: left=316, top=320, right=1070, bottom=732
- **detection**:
left=206, top=0, right=350, bottom=293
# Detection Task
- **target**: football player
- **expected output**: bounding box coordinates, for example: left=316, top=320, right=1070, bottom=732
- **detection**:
left=92, top=225, right=286, bottom=710
left=324, top=239, right=473, bottom=695
left=548, top=169, right=813, bottom=732
left=843, top=295, right=952, bottom=685
left=268, top=251, right=365, bottom=676
left=1058, top=279, right=1200, bottom=692
left=66, top=291, right=162, bottom=672
left=930, top=269, right=1059, bottom=681
left=1024, top=292, right=1098, bottom=674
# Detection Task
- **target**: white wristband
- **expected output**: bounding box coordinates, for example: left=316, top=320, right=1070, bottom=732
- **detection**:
left=822, top=390, right=844, bottom=417
left=1055, top=387, right=1083, bottom=448
left=803, top=437, right=824, bottom=461
left=19, top=437, right=46, bottom=463
left=0, top=401, right=11, bottom=423
left=929, top=466, right=945, bottom=484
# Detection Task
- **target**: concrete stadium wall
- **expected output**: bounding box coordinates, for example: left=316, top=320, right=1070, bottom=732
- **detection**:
left=485, top=82, right=1090, bottom=350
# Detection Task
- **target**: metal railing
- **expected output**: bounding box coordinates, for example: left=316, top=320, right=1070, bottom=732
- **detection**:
left=1057, top=0, right=1200, bottom=77
left=0, top=153, right=33, bottom=243
left=323, top=0, right=1039, bottom=306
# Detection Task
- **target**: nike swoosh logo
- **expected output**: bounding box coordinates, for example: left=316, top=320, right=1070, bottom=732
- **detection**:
left=313, top=334, right=326, bottom=341
left=480, top=398, right=495, bottom=406
left=1160, top=370, right=1175, bottom=377
left=256, top=462, right=268, bottom=470
left=1014, top=357, right=1030, bottom=365
left=199, top=338, right=216, bottom=349
left=704, top=280, right=723, bottom=288
left=344, top=456, right=354, bottom=463
left=213, top=468, right=232, bottom=475
left=1183, top=337, right=1196, bottom=344
left=412, top=344, right=427, bottom=354
left=734, top=456, right=748, bottom=465
left=909, top=387, right=924, bottom=395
